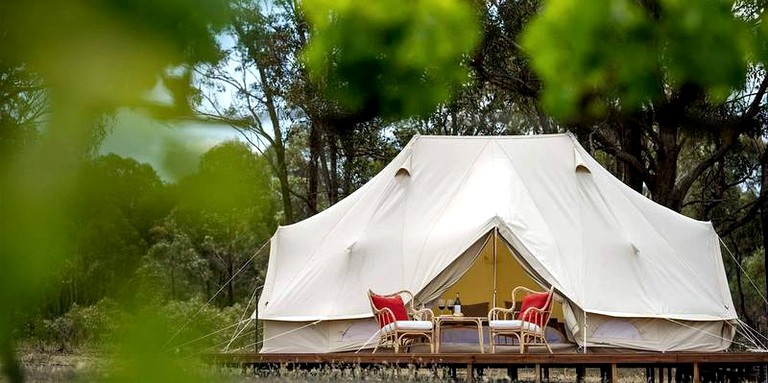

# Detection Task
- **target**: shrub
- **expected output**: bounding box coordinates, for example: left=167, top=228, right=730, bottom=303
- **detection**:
left=159, top=298, right=254, bottom=353
left=37, top=298, right=125, bottom=352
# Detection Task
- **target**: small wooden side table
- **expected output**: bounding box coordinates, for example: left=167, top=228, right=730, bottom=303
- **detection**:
left=434, top=315, right=485, bottom=353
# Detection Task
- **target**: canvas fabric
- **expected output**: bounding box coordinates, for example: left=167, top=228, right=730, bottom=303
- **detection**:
left=257, top=134, right=736, bottom=353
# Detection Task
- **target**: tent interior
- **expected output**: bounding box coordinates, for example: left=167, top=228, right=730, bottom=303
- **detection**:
left=415, top=228, right=570, bottom=351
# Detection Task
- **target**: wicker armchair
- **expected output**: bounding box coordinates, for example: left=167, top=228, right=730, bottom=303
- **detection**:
left=488, top=285, right=554, bottom=353
left=368, top=289, right=434, bottom=353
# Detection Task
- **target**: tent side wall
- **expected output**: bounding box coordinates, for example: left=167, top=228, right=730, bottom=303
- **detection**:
left=260, top=231, right=497, bottom=353
left=563, top=303, right=735, bottom=352
left=261, top=319, right=380, bottom=353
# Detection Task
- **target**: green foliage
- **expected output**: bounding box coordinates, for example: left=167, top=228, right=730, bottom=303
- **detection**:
left=0, top=64, right=46, bottom=164
left=104, top=300, right=248, bottom=383
left=0, top=0, right=230, bottom=112
left=30, top=299, right=125, bottom=352
left=179, top=141, right=275, bottom=224
left=739, top=250, right=766, bottom=319
left=176, top=141, right=277, bottom=246
left=0, top=0, right=232, bottom=379
left=522, top=0, right=754, bottom=119
left=159, top=299, right=253, bottom=352
left=174, top=141, right=276, bottom=305
left=302, top=0, right=481, bottom=119
left=30, top=297, right=251, bottom=359
left=136, top=218, right=211, bottom=303
left=58, top=155, right=172, bottom=307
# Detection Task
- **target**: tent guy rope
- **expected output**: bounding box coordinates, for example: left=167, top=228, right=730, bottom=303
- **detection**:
left=719, top=238, right=768, bottom=307
left=163, top=238, right=270, bottom=349
left=229, top=320, right=323, bottom=353
left=224, top=284, right=263, bottom=352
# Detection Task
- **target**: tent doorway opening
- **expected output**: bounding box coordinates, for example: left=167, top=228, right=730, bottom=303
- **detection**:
left=422, top=228, right=567, bottom=344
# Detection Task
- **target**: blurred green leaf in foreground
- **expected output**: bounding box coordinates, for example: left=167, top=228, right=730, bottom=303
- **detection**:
left=522, top=0, right=757, bottom=119
left=302, top=0, right=481, bottom=120
left=0, top=0, right=229, bottom=381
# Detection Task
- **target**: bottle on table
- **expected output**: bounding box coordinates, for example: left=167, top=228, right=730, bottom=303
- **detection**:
left=453, top=292, right=462, bottom=315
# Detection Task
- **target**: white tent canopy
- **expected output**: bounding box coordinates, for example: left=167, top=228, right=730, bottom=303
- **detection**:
left=257, top=133, right=736, bottom=353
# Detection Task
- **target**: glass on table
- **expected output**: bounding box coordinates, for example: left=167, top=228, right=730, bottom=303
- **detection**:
left=437, top=299, right=446, bottom=315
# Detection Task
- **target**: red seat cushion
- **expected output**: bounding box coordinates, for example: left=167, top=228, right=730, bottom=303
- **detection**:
left=370, top=294, right=409, bottom=327
left=517, top=292, right=551, bottom=327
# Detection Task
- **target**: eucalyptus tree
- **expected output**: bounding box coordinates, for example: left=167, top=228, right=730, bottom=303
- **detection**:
left=196, top=0, right=305, bottom=222
left=520, top=0, right=768, bottom=211
left=175, top=141, right=277, bottom=306
left=197, top=0, right=399, bottom=218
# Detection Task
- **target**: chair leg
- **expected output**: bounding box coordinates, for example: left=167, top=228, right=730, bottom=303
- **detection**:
left=373, top=333, right=384, bottom=353
left=429, top=332, right=435, bottom=354
left=489, top=333, right=494, bottom=354
left=543, top=337, right=553, bottom=354
left=432, top=332, right=436, bottom=354
left=519, top=333, right=526, bottom=354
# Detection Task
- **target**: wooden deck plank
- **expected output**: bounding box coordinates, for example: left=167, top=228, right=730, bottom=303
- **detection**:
left=206, top=352, right=768, bottom=366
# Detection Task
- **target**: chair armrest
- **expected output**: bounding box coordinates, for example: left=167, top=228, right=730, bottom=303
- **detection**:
left=519, top=306, right=549, bottom=330
left=373, top=307, right=397, bottom=329
left=411, top=308, right=434, bottom=321
left=488, top=307, right=515, bottom=321
left=512, top=286, right=540, bottom=302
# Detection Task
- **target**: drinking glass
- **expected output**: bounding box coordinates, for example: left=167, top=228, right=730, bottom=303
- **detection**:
left=437, top=299, right=446, bottom=315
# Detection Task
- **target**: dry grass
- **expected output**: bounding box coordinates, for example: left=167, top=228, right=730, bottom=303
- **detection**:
left=13, top=349, right=104, bottom=382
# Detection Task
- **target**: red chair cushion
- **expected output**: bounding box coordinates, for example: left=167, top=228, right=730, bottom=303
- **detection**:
left=370, top=294, right=409, bottom=326
left=517, top=292, right=551, bottom=327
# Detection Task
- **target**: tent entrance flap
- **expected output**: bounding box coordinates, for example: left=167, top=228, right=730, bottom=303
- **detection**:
left=415, top=227, right=564, bottom=323
left=415, top=231, right=491, bottom=305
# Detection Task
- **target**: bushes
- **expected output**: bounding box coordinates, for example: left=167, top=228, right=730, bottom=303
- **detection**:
left=35, top=298, right=124, bottom=352
left=31, top=298, right=256, bottom=353
left=159, top=298, right=254, bottom=353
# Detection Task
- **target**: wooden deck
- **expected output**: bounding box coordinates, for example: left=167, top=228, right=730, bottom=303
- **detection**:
left=207, top=351, right=768, bottom=382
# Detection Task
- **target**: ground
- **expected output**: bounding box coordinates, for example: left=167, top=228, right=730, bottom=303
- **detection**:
left=0, top=348, right=740, bottom=382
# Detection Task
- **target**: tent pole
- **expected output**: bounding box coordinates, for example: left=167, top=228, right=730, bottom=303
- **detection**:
left=583, top=311, right=588, bottom=354
left=493, top=227, right=498, bottom=308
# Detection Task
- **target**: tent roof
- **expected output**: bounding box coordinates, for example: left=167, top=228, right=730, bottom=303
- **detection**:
left=258, top=133, right=736, bottom=322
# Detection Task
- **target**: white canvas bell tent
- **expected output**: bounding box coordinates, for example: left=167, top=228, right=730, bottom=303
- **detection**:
left=256, top=133, right=736, bottom=353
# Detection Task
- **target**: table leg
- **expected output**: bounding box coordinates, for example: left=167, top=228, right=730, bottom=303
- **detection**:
left=476, top=319, right=484, bottom=353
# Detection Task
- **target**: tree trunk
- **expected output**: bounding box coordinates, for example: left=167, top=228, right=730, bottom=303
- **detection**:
left=227, top=260, right=234, bottom=307
left=536, top=104, right=555, bottom=134
left=729, top=238, right=751, bottom=326
left=307, top=122, right=322, bottom=214
left=651, top=123, right=681, bottom=211
left=328, top=134, right=339, bottom=204
left=319, top=134, right=332, bottom=206
left=257, top=65, right=294, bottom=223
left=340, top=132, right=354, bottom=197
left=761, top=152, right=768, bottom=319
left=618, top=119, right=644, bottom=193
